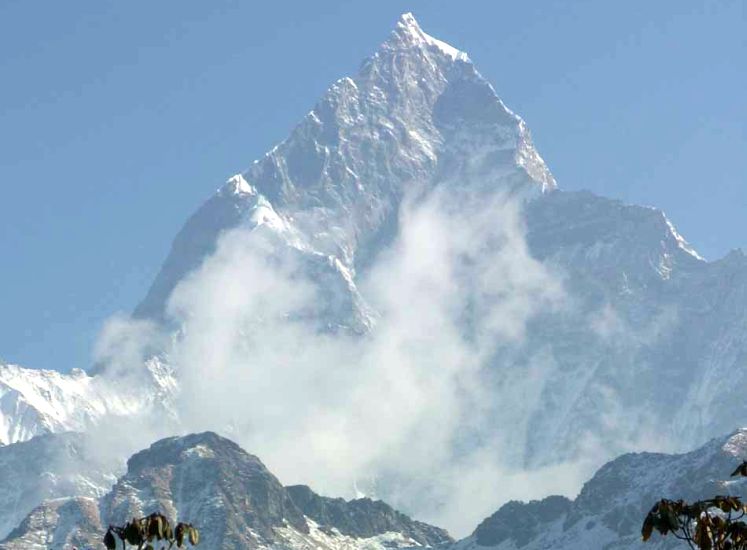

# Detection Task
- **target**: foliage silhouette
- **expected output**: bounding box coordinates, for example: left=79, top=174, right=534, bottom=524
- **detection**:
left=103, top=512, right=199, bottom=549
left=642, top=461, right=747, bottom=549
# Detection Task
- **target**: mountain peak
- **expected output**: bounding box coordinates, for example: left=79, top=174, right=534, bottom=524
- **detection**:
left=385, top=12, right=470, bottom=62
left=396, top=12, right=421, bottom=33
left=6, top=432, right=449, bottom=550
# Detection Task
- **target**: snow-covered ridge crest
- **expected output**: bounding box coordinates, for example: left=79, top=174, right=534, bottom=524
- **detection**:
left=220, top=173, right=255, bottom=197
left=663, top=211, right=704, bottom=260
left=722, top=428, right=747, bottom=456
left=0, top=360, right=176, bottom=446
left=390, top=12, right=470, bottom=62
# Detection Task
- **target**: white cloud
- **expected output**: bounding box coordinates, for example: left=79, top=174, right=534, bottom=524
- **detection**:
left=119, top=185, right=567, bottom=534
left=93, top=314, right=165, bottom=378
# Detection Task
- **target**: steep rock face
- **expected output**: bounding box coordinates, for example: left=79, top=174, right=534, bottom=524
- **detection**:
left=472, top=496, right=571, bottom=548
left=134, top=13, right=554, bottom=326
left=457, top=429, right=747, bottom=550
left=2, top=432, right=452, bottom=549
left=134, top=184, right=262, bottom=322
left=0, top=432, right=117, bottom=540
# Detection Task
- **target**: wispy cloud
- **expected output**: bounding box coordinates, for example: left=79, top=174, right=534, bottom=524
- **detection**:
left=92, top=185, right=585, bottom=535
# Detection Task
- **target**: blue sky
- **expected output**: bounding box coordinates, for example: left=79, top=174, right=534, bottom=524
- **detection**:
left=1, top=0, right=744, bottom=372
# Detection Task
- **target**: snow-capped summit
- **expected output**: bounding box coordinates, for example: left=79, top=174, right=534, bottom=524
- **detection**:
left=136, top=12, right=555, bottom=322
left=387, top=12, right=470, bottom=63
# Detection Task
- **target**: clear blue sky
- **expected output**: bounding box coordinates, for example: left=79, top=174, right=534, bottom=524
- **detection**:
left=1, top=0, right=744, bottom=372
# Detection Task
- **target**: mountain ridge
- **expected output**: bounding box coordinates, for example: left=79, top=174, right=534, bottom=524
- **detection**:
left=1, top=431, right=452, bottom=549
left=457, top=428, right=747, bottom=549
left=5, top=428, right=747, bottom=549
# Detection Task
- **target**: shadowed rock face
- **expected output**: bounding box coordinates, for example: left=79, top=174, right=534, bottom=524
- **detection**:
left=473, top=496, right=572, bottom=548
left=2, top=431, right=453, bottom=549
left=457, top=429, right=747, bottom=550
left=286, top=484, right=452, bottom=546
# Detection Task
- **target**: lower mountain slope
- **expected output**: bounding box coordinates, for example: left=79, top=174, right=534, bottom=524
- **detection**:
left=286, top=484, right=449, bottom=544
left=454, top=428, right=747, bottom=550
left=0, top=431, right=452, bottom=550
left=1, top=497, right=102, bottom=550
left=0, top=431, right=117, bottom=540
